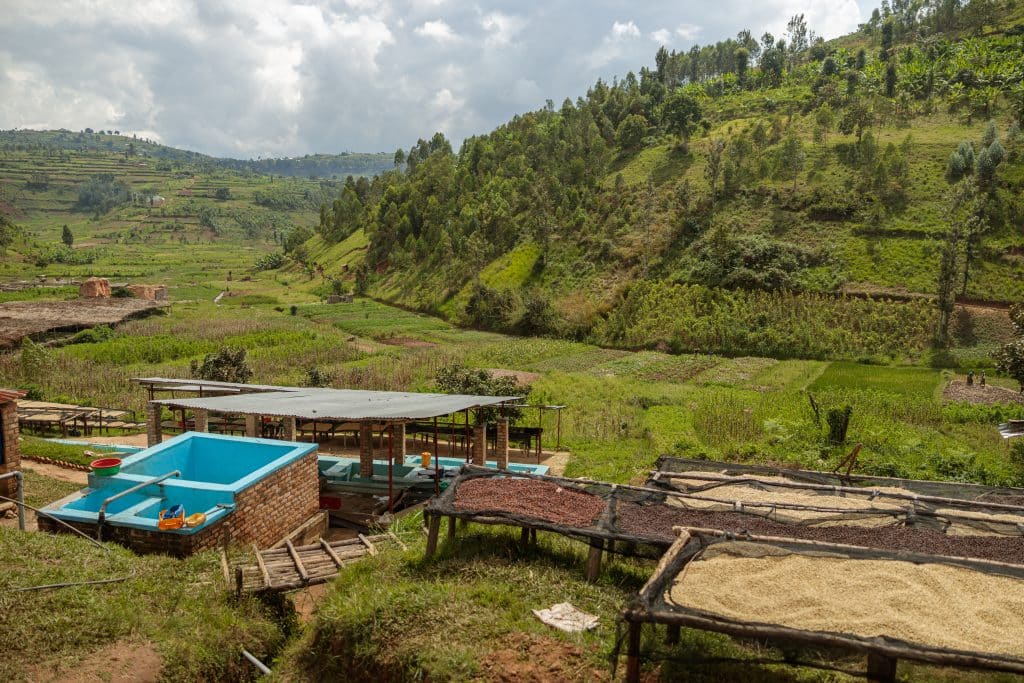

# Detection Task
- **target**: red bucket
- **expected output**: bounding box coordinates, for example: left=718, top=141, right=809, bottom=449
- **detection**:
left=90, top=457, right=122, bottom=476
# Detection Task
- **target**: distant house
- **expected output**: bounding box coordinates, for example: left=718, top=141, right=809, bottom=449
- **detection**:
left=148, top=195, right=166, bottom=207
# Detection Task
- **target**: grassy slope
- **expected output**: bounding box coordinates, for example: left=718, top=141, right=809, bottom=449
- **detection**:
left=0, top=145, right=324, bottom=295
left=4, top=301, right=1023, bottom=679
left=1, top=473, right=287, bottom=681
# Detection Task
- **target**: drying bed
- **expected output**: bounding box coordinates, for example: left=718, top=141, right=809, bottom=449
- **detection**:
left=426, top=466, right=1024, bottom=578
left=622, top=528, right=1024, bottom=682
left=614, top=502, right=1024, bottom=564
left=653, top=456, right=1024, bottom=505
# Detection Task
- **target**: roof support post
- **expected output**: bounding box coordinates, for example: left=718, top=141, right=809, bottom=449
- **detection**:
left=472, top=420, right=487, bottom=466
left=496, top=417, right=509, bottom=470
left=244, top=413, right=259, bottom=438
left=145, top=402, right=162, bottom=447
left=358, top=422, right=373, bottom=478
left=193, top=408, right=209, bottom=433
left=393, top=422, right=406, bottom=466
left=282, top=416, right=296, bottom=441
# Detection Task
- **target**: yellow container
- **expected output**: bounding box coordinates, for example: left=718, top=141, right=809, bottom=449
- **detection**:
left=421, top=451, right=432, bottom=468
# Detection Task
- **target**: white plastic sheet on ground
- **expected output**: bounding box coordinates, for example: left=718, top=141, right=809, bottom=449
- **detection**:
left=532, top=602, right=599, bottom=632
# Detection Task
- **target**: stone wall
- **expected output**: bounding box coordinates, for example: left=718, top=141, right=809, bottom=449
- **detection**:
left=38, top=450, right=319, bottom=557
left=0, top=401, right=19, bottom=498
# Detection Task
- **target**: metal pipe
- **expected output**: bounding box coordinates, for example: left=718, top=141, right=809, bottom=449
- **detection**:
left=241, top=648, right=271, bottom=675
left=97, top=470, right=181, bottom=540
left=0, top=471, right=25, bottom=530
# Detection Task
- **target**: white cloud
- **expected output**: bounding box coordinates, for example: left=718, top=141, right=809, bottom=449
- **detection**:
left=675, top=23, right=701, bottom=41
left=0, top=1, right=868, bottom=157
left=650, top=28, right=671, bottom=44
left=415, top=19, right=457, bottom=42
left=480, top=12, right=525, bottom=48
left=610, top=21, right=641, bottom=41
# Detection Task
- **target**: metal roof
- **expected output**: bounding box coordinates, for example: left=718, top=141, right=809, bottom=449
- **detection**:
left=154, top=388, right=520, bottom=421
left=132, top=377, right=297, bottom=393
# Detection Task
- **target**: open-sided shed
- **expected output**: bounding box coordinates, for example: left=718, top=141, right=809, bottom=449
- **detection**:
left=140, top=380, right=522, bottom=510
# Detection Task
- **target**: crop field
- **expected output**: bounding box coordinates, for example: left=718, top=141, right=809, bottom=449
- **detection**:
left=2, top=296, right=1021, bottom=493
left=0, top=145, right=326, bottom=291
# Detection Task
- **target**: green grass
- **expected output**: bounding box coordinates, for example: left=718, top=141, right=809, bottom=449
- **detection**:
left=0, top=527, right=286, bottom=681
left=20, top=436, right=98, bottom=467
left=809, top=362, right=944, bottom=398
left=20, top=468, right=81, bottom=508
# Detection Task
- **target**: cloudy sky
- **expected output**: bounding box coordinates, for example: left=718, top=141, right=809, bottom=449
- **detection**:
left=0, top=0, right=878, bottom=159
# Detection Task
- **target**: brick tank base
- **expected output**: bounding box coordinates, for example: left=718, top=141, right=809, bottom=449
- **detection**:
left=38, top=450, right=319, bottom=557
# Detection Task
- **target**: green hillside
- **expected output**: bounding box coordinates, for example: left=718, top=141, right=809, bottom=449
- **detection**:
left=302, top=1, right=1024, bottom=364
left=0, top=139, right=344, bottom=295
left=0, top=129, right=393, bottom=178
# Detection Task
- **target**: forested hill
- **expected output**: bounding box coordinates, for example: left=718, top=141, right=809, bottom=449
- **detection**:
left=300, top=0, right=1024, bottom=362
left=0, top=130, right=392, bottom=178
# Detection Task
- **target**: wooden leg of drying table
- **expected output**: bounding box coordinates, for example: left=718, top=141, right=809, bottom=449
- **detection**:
left=530, top=528, right=537, bottom=544
left=866, top=653, right=897, bottom=683
left=665, top=624, right=680, bottom=645
left=585, top=539, right=603, bottom=582
left=626, top=620, right=641, bottom=683
left=447, top=515, right=457, bottom=541
left=425, top=513, right=442, bottom=558
left=520, top=526, right=530, bottom=549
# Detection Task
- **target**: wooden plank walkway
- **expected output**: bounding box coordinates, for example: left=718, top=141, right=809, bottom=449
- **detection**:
left=233, top=532, right=407, bottom=593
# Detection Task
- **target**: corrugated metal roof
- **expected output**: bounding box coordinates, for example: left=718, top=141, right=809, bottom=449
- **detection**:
left=154, top=388, right=520, bottom=421
left=0, top=388, right=26, bottom=403
left=132, top=377, right=297, bottom=393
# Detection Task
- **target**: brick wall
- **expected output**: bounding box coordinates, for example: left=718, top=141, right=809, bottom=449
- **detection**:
left=38, top=450, right=320, bottom=557
left=0, top=401, right=19, bottom=498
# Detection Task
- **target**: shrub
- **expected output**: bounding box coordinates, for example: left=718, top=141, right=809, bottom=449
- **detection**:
left=189, top=346, right=253, bottom=383
left=254, top=252, right=285, bottom=271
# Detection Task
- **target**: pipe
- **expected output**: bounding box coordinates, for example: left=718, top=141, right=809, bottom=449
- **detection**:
left=240, top=648, right=271, bottom=676
left=97, top=470, right=181, bottom=540
left=0, top=471, right=25, bottom=530
left=0, top=493, right=110, bottom=550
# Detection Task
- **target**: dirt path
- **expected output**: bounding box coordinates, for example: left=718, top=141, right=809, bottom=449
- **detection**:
left=31, top=641, right=161, bottom=683
left=22, top=461, right=88, bottom=485
left=84, top=433, right=155, bottom=448
left=943, top=379, right=1024, bottom=406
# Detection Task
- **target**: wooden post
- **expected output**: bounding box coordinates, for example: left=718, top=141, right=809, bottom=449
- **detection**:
left=424, top=512, right=441, bottom=558
left=234, top=566, right=244, bottom=597
left=520, top=526, right=530, bottom=549
left=585, top=539, right=603, bottom=582
left=626, top=620, right=641, bottom=683
left=665, top=624, right=680, bottom=645
left=867, top=653, right=897, bottom=682
left=447, top=515, right=457, bottom=541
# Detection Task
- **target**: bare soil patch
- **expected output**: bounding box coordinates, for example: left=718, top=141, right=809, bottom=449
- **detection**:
left=30, top=640, right=161, bottom=683
left=22, top=461, right=88, bottom=485
left=486, top=368, right=541, bottom=385
left=943, top=379, right=1024, bottom=406
left=477, top=633, right=608, bottom=682
left=0, top=298, right=165, bottom=348
left=379, top=337, right=436, bottom=348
